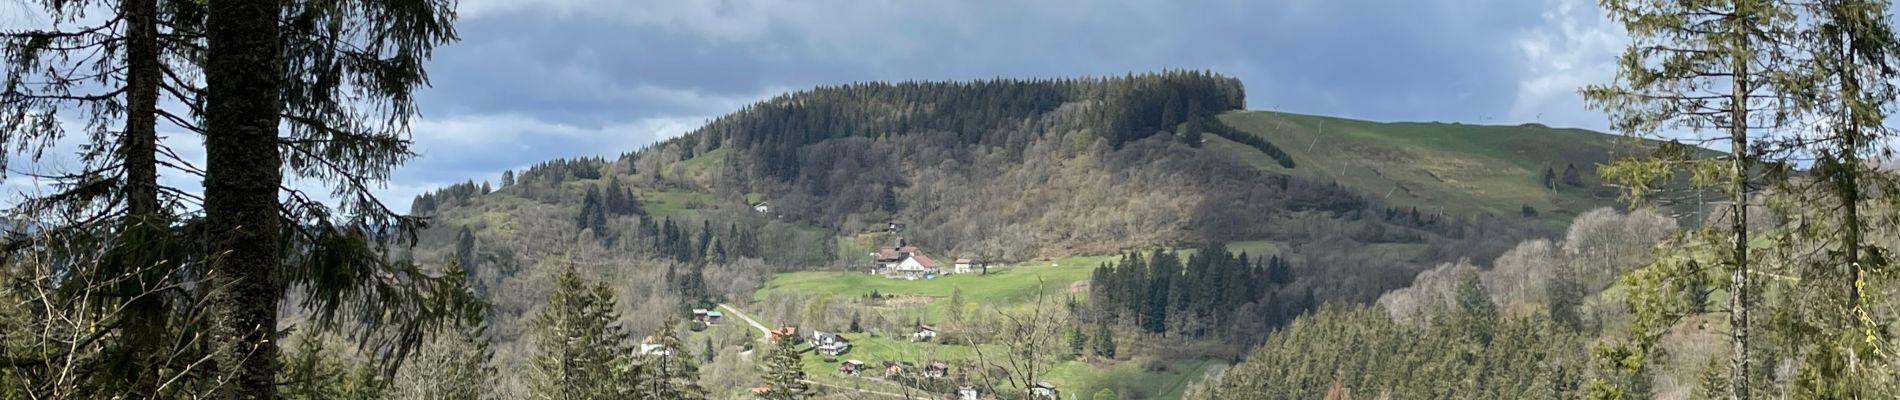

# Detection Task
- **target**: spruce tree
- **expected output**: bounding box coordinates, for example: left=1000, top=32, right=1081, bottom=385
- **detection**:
left=1093, top=323, right=1117, bottom=359
left=202, top=0, right=289, bottom=395
left=1585, top=0, right=1807, bottom=396
left=528, top=266, right=628, bottom=400
left=1070, top=326, right=1089, bottom=357
left=758, top=334, right=814, bottom=399
left=638, top=316, right=709, bottom=400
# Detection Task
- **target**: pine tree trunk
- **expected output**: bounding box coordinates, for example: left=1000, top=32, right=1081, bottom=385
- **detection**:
left=1836, top=22, right=1865, bottom=327
left=121, top=0, right=166, bottom=394
left=203, top=0, right=285, bottom=397
left=123, top=0, right=159, bottom=218
left=1727, top=43, right=1752, bottom=400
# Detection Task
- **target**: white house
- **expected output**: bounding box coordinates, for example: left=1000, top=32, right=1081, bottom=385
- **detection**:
left=891, top=255, right=940, bottom=279
left=1030, top=382, right=1059, bottom=399
left=911, top=324, right=938, bottom=342
left=952, top=258, right=975, bottom=274
left=957, top=385, right=981, bottom=400
left=751, top=201, right=771, bottom=213
left=813, top=331, right=851, bottom=356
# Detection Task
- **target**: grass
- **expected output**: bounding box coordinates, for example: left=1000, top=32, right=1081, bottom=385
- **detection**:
left=1222, top=240, right=1280, bottom=258
left=756, top=253, right=1221, bottom=399
left=670, top=147, right=730, bottom=184
left=637, top=190, right=716, bottom=219
left=795, top=332, right=1218, bottom=400
left=1212, top=111, right=1651, bottom=224
left=757, top=255, right=1112, bottom=319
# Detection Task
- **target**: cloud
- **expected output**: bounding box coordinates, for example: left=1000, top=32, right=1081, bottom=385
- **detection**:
left=1508, top=0, right=1626, bottom=130
left=5, top=0, right=1650, bottom=206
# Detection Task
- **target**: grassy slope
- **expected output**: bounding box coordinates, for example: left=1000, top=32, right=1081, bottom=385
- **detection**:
left=758, top=253, right=1234, bottom=399
left=1214, top=111, right=1643, bottom=223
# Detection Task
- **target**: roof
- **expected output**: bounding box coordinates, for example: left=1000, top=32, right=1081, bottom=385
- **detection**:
left=877, top=246, right=922, bottom=261
left=705, top=310, right=724, bottom=317
left=691, top=309, right=708, bottom=314
left=1035, top=382, right=1058, bottom=389
left=917, top=324, right=937, bottom=331
left=815, top=331, right=848, bottom=342
left=955, top=258, right=973, bottom=264
left=844, top=359, right=864, bottom=366
left=910, top=255, right=940, bottom=269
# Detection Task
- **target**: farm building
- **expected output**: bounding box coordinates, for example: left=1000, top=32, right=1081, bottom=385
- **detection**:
left=1031, top=382, right=1059, bottom=399
left=874, top=238, right=941, bottom=279
left=838, top=360, right=865, bottom=376
left=924, top=361, right=949, bottom=379
left=911, top=324, right=938, bottom=342
left=882, top=361, right=911, bottom=378
left=690, top=309, right=724, bottom=325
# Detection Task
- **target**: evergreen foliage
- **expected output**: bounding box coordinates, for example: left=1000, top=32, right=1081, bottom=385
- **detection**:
left=757, top=334, right=814, bottom=399
left=1196, top=305, right=1588, bottom=400
left=1090, top=245, right=1301, bottom=338
left=528, top=266, right=630, bottom=400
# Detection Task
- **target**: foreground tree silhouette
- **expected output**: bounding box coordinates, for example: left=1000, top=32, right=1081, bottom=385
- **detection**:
left=1584, top=0, right=1804, bottom=398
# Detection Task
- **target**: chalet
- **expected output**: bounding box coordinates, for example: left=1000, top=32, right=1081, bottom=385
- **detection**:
left=923, top=361, right=949, bottom=379
left=695, top=309, right=722, bottom=324
left=1030, top=382, right=1059, bottom=399
left=813, top=331, right=851, bottom=356
left=838, top=360, right=865, bottom=376
left=752, top=201, right=771, bottom=213
left=957, top=385, right=981, bottom=400
left=952, top=258, right=976, bottom=274
left=911, top=324, right=938, bottom=342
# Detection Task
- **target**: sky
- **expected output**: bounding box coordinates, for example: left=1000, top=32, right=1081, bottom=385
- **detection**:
left=2, top=0, right=1631, bottom=209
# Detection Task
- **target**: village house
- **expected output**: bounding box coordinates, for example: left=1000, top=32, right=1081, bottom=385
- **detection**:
left=923, top=361, right=949, bottom=379
left=751, top=201, right=770, bottom=213
left=1030, top=382, right=1060, bottom=399
left=952, top=258, right=976, bottom=274
left=838, top=360, right=865, bottom=376
left=957, top=385, right=981, bottom=400
left=690, top=309, right=724, bottom=325
left=911, top=324, right=938, bottom=342
left=812, top=331, right=851, bottom=356
left=875, top=238, right=941, bottom=279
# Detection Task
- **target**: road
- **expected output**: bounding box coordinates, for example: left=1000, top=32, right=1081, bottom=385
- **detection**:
left=718, top=303, right=772, bottom=338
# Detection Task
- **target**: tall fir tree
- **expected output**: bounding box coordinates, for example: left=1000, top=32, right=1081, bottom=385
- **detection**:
left=528, top=266, right=629, bottom=400
left=757, top=334, right=814, bottom=399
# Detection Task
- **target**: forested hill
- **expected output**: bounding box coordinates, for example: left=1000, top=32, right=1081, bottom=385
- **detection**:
left=396, top=73, right=1659, bottom=396
left=406, top=71, right=1663, bottom=270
